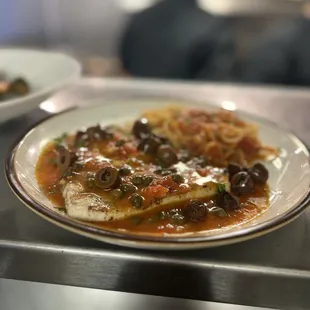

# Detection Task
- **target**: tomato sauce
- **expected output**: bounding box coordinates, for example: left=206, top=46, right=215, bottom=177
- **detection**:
left=35, top=141, right=269, bottom=236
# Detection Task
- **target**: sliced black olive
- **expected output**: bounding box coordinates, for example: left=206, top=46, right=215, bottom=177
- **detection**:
left=120, top=183, right=137, bottom=194
left=227, top=163, right=243, bottom=181
left=138, top=136, right=161, bottom=154
left=151, top=133, right=170, bottom=145
left=75, top=126, right=113, bottom=145
left=216, top=192, right=240, bottom=210
left=231, top=171, right=254, bottom=196
left=56, top=145, right=76, bottom=171
left=208, top=206, right=228, bottom=217
left=183, top=199, right=208, bottom=222
left=132, top=118, right=151, bottom=139
left=119, top=165, right=132, bottom=176
left=111, top=189, right=123, bottom=199
left=8, top=78, right=29, bottom=95
left=156, top=145, right=178, bottom=168
left=86, top=125, right=113, bottom=141
left=142, top=175, right=154, bottom=186
left=171, top=173, right=185, bottom=184
left=248, top=163, right=269, bottom=184
left=95, top=166, right=120, bottom=189
left=131, top=175, right=144, bottom=186
left=74, top=131, right=88, bottom=147
left=130, top=193, right=144, bottom=208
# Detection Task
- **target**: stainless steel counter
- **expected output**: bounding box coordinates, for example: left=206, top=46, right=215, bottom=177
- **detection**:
left=1, top=79, right=310, bottom=309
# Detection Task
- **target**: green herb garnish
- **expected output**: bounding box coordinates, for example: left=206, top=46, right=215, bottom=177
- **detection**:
left=75, top=139, right=86, bottom=148
left=184, top=118, right=192, bottom=125
left=49, top=157, right=58, bottom=167
left=217, top=183, right=226, bottom=193
left=48, top=187, right=58, bottom=194
left=53, top=133, right=67, bottom=146
left=115, top=139, right=125, bottom=147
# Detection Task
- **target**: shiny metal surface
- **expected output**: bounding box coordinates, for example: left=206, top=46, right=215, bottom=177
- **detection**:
left=1, top=79, right=310, bottom=309
left=0, top=279, right=274, bottom=310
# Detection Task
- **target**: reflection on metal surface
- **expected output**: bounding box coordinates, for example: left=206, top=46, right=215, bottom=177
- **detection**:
left=2, top=80, right=310, bottom=309
left=197, top=0, right=306, bottom=16
left=0, top=279, right=275, bottom=310
left=118, top=0, right=159, bottom=12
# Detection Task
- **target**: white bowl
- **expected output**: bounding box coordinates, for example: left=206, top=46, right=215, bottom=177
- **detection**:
left=5, top=99, right=310, bottom=249
left=0, top=48, right=81, bottom=122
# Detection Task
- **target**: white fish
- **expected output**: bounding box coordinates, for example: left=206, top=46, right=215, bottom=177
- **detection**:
left=62, top=180, right=225, bottom=222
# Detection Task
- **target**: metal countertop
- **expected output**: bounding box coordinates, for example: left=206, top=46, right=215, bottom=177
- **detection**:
left=1, top=79, right=310, bottom=309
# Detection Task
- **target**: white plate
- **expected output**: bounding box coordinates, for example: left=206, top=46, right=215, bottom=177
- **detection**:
left=0, top=48, right=81, bottom=122
left=5, top=100, right=310, bottom=249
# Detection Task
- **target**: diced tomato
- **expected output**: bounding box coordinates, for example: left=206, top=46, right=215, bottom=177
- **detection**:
left=153, top=176, right=179, bottom=191
left=142, top=185, right=169, bottom=200
left=117, top=142, right=138, bottom=158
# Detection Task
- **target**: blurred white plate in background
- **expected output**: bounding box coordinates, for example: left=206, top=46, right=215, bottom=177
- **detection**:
left=0, top=48, right=81, bottom=123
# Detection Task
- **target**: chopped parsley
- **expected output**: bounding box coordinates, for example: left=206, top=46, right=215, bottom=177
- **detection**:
left=53, top=133, right=67, bottom=146
left=184, top=117, right=192, bottom=125
left=75, top=139, right=86, bottom=148
left=48, top=157, right=58, bottom=167
left=48, top=186, right=58, bottom=194
left=217, top=183, right=226, bottom=193
left=115, top=139, right=125, bottom=147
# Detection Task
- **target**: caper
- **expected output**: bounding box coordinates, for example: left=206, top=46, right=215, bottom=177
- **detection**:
left=115, top=139, right=125, bottom=147
left=171, top=173, right=185, bottom=184
left=130, top=193, right=144, bottom=208
left=120, top=183, right=137, bottom=194
left=119, top=165, right=132, bottom=176
left=131, top=175, right=144, bottom=186
left=111, top=189, right=123, bottom=199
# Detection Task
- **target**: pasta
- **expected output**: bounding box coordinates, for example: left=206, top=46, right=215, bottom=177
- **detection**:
left=142, top=106, right=276, bottom=166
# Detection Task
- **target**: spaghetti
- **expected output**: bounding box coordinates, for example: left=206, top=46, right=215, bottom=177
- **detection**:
left=142, top=106, right=276, bottom=166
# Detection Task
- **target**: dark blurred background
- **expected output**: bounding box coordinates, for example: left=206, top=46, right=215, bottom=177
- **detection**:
left=2, top=0, right=310, bottom=87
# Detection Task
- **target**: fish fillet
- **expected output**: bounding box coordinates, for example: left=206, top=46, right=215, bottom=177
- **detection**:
left=62, top=181, right=225, bottom=222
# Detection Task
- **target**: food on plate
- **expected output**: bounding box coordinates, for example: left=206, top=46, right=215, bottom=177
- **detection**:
left=0, top=74, right=30, bottom=102
left=35, top=106, right=275, bottom=235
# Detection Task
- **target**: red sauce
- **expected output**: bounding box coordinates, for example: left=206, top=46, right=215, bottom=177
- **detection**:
left=35, top=140, right=269, bottom=236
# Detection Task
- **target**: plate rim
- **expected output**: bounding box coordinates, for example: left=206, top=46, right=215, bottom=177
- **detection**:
left=5, top=102, right=310, bottom=246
